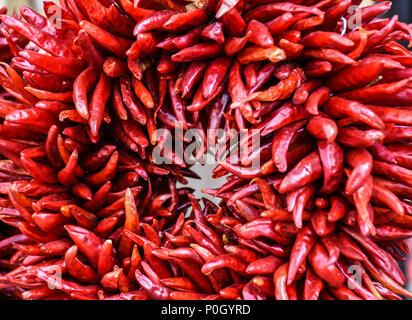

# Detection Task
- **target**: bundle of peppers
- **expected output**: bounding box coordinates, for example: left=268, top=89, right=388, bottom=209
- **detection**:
left=0, top=0, right=411, bottom=300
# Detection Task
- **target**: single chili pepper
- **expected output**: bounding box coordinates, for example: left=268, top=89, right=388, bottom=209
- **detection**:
left=80, top=145, right=116, bottom=172
left=180, top=61, right=207, bottom=98
left=237, top=45, right=286, bottom=65
left=207, top=91, right=230, bottom=147
left=361, top=54, right=404, bottom=71
left=160, top=277, right=196, bottom=292
left=89, top=72, right=111, bottom=136
left=23, top=72, right=72, bottom=93
left=71, top=183, right=92, bottom=201
left=306, top=115, right=336, bottom=141
left=380, top=66, right=412, bottom=83
left=345, top=149, right=373, bottom=195
left=221, top=7, right=247, bottom=37
left=18, top=50, right=84, bottom=80
left=64, top=225, right=103, bottom=268
left=23, top=87, right=73, bottom=103
left=57, top=150, right=80, bottom=186
left=164, top=8, right=207, bottom=31
left=132, top=10, right=175, bottom=33
left=243, top=62, right=262, bottom=88
left=293, top=80, right=322, bottom=105
left=374, top=225, right=412, bottom=242
left=224, top=32, right=251, bottom=56
left=0, top=15, right=77, bottom=58
left=96, top=239, right=115, bottom=278
left=337, top=126, right=384, bottom=149
left=20, top=155, right=58, bottom=184
left=153, top=247, right=203, bottom=266
left=227, top=63, right=256, bottom=123
left=223, top=245, right=260, bottom=265
left=169, top=28, right=201, bottom=51
left=33, top=101, right=69, bottom=118
left=303, top=265, right=325, bottom=300
left=302, top=31, right=354, bottom=49
left=79, top=20, right=131, bottom=58
left=291, top=13, right=323, bottom=31
left=372, top=184, right=405, bottom=216
left=168, top=78, right=187, bottom=129
left=271, top=120, right=307, bottom=173
left=170, top=257, right=214, bottom=294
left=342, top=226, right=405, bottom=286
left=65, top=245, right=99, bottom=283
left=265, top=12, right=295, bottom=36
left=235, top=219, right=291, bottom=245
left=305, top=87, right=330, bottom=115
left=202, top=57, right=232, bottom=99
left=279, top=152, right=322, bottom=194
left=368, top=142, right=398, bottom=165
left=369, top=106, right=412, bottom=127
left=245, top=255, right=284, bottom=275
left=246, top=19, right=274, bottom=47
left=373, top=160, right=412, bottom=188
left=340, top=76, right=412, bottom=104
left=103, top=56, right=128, bottom=78
left=337, top=259, right=379, bottom=300
left=254, top=178, right=281, bottom=211
left=247, top=68, right=305, bottom=105
left=84, top=151, right=118, bottom=186
left=201, top=254, right=248, bottom=277
left=248, top=62, right=278, bottom=95
left=324, top=96, right=385, bottom=130
left=120, top=76, right=146, bottom=124
left=129, top=33, right=158, bottom=58
left=308, top=241, right=345, bottom=288
left=371, top=282, right=401, bottom=301
left=272, top=263, right=288, bottom=300
left=304, top=60, right=332, bottom=78
left=132, top=77, right=154, bottom=110
left=245, top=3, right=323, bottom=22
left=287, top=225, right=316, bottom=285
left=362, top=259, right=412, bottom=299
left=293, top=184, right=316, bottom=229
left=352, top=175, right=375, bottom=237
left=233, top=200, right=260, bottom=222
left=157, top=52, right=176, bottom=74
left=76, top=29, right=105, bottom=67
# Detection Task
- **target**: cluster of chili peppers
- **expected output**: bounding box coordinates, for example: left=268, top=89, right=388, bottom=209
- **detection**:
left=0, top=0, right=411, bottom=300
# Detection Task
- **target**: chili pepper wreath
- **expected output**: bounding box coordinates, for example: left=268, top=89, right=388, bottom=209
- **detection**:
left=0, top=0, right=412, bottom=300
